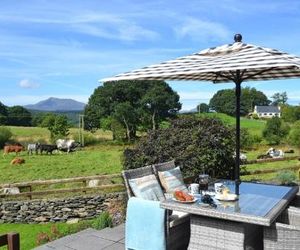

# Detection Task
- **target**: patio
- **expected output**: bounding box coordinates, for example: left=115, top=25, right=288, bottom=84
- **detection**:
left=34, top=224, right=125, bottom=250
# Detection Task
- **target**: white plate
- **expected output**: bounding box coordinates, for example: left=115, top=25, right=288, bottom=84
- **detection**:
left=172, top=197, right=198, bottom=203
left=215, top=193, right=238, bottom=201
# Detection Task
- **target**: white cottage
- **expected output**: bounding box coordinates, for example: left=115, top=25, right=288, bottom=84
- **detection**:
left=253, top=105, right=281, bottom=118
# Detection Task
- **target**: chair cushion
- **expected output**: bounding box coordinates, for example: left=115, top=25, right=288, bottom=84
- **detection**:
left=158, top=166, right=188, bottom=193
left=128, top=174, right=165, bottom=201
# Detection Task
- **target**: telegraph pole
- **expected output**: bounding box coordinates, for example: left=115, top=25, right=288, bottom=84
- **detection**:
left=78, top=115, right=85, bottom=147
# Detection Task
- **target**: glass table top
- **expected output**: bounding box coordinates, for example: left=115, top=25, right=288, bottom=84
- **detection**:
left=161, top=181, right=298, bottom=225
left=209, top=181, right=293, bottom=217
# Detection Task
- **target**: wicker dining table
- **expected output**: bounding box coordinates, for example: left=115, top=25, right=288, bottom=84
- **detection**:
left=160, top=181, right=299, bottom=250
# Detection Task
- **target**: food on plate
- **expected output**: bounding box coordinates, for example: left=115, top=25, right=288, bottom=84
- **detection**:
left=174, top=190, right=194, bottom=201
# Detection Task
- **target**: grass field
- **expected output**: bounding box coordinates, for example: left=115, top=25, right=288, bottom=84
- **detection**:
left=0, top=145, right=123, bottom=184
left=197, top=113, right=266, bottom=136
left=7, top=126, right=114, bottom=144
left=0, top=214, right=112, bottom=250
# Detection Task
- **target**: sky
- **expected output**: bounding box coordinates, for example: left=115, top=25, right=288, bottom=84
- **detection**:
left=1, top=0, right=300, bottom=111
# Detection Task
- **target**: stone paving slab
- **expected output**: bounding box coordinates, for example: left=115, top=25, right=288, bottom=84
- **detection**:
left=34, top=224, right=125, bottom=250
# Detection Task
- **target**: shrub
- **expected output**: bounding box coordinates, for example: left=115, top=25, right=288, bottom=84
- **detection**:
left=123, top=116, right=235, bottom=179
left=288, top=121, right=300, bottom=150
left=275, top=170, right=297, bottom=185
left=92, top=212, right=113, bottom=230
left=262, top=117, right=289, bottom=145
left=0, top=126, right=12, bottom=148
left=240, top=128, right=262, bottom=149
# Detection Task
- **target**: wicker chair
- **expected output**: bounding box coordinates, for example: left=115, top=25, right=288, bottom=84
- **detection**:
left=264, top=207, right=300, bottom=250
left=122, top=164, right=190, bottom=250
left=152, top=160, right=176, bottom=194
left=290, top=192, right=300, bottom=208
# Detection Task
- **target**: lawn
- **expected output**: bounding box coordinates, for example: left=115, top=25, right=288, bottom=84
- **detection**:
left=0, top=145, right=123, bottom=184
left=0, top=212, right=113, bottom=250
left=197, top=113, right=266, bottom=136
left=0, top=223, right=74, bottom=250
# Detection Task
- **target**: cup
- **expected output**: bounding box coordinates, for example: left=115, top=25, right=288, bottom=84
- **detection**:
left=188, top=183, right=200, bottom=195
left=214, top=182, right=225, bottom=194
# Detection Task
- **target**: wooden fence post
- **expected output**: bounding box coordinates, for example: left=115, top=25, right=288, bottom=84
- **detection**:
left=7, top=232, right=20, bottom=250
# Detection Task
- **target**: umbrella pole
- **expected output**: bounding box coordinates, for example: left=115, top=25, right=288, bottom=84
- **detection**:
left=235, top=80, right=241, bottom=195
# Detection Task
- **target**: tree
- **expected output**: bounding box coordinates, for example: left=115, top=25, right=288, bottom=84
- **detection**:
left=0, top=126, right=12, bottom=147
left=0, top=101, right=8, bottom=125
left=140, top=83, right=181, bottom=130
left=281, top=105, right=300, bottom=123
left=288, top=121, right=300, bottom=152
left=197, top=103, right=209, bottom=113
left=262, top=117, right=289, bottom=145
left=123, top=116, right=235, bottom=178
left=7, top=106, right=32, bottom=126
left=84, top=80, right=181, bottom=140
left=40, top=113, right=69, bottom=141
left=113, top=102, right=138, bottom=141
left=271, top=92, right=288, bottom=105
left=209, top=87, right=270, bottom=116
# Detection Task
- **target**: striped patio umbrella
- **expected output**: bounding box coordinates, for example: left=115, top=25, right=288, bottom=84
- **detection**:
left=102, top=34, right=300, bottom=195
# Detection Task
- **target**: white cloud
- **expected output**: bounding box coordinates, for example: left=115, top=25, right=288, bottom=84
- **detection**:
left=19, top=79, right=40, bottom=89
left=174, top=18, right=231, bottom=42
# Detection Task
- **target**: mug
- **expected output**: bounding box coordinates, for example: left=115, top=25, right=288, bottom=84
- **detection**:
left=188, top=183, right=200, bottom=195
left=214, top=182, right=225, bottom=194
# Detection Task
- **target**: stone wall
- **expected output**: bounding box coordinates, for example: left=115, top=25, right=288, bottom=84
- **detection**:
left=0, top=193, right=125, bottom=223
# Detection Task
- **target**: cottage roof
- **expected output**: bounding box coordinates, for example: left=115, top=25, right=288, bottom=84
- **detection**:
left=255, top=106, right=280, bottom=113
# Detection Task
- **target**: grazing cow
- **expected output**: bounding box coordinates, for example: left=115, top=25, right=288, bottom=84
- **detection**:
left=27, top=143, right=40, bottom=155
left=39, top=144, right=57, bottom=154
left=56, top=139, right=80, bottom=153
left=11, top=157, right=25, bottom=165
left=3, top=144, right=25, bottom=156
left=0, top=187, right=20, bottom=195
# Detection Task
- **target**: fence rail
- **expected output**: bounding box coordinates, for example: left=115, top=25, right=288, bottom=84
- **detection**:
left=0, top=233, right=20, bottom=250
left=244, top=156, right=299, bottom=165
left=0, top=174, right=123, bottom=199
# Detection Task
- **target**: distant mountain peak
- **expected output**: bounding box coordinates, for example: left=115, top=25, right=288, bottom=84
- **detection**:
left=24, top=97, right=86, bottom=111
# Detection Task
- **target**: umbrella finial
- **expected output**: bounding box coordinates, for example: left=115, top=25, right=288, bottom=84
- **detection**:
left=234, top=34, right=242, bottom=43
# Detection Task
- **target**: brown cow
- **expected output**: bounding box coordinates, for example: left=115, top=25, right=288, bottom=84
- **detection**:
left=3, top=145, right=25, bottom=157
left=10, top=157, right=25, bottom=165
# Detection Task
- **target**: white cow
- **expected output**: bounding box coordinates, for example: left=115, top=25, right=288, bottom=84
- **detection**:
left=1, top=187, right=20, bottom=195
left=56, top=139, right=80, bottom=153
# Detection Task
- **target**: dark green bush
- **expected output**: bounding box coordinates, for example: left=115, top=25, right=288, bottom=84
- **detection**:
left=240, top=128, right=262, bottom=149
left=0, top=126, right=12, bottom=148
left=262, top=117, right=289, bottom=145
left=123, top=116, right=235, bottom=179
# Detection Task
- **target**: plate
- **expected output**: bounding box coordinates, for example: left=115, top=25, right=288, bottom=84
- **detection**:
left=172, top=197, right=197, bottom=203
left=215, top=193, right=238, bottom=201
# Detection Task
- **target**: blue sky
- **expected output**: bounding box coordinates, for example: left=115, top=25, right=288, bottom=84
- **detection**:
left=1, top=0, right=300, bottom=111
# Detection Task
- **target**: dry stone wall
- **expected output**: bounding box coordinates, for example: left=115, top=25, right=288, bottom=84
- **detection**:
left=0, top=193, right=125, bottom=223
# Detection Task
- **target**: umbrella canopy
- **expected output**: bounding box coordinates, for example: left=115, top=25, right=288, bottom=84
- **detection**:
left=101, top=34, right=300, bottom=195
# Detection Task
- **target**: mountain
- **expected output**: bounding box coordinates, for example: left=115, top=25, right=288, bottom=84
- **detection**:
left=24, top=97, right=86, bottom=111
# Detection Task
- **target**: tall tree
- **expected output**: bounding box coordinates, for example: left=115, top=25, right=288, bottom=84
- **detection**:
left=271, top=92, right=288, bottom=105
left=197, top=103, right=209, bottom=113
left=84, top=80, right=181, bottom=140
left=140, top=83, right=181, bottom=130
left=7, top=106, right=32, bottom=126
left=209, top=87, right=270, bottom=116
left=0, top=101, right=8, bottom=125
